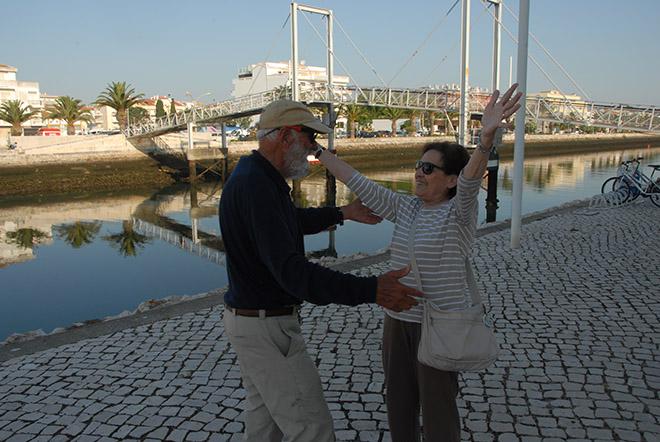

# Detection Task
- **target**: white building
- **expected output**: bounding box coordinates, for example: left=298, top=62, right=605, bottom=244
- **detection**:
left=231, top=61, right=350, bottom=98
left=0, top=64, right=44, bottom=133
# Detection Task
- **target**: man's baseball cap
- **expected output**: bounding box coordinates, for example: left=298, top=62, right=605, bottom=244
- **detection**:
left=258, top=99, right=331, bottom=134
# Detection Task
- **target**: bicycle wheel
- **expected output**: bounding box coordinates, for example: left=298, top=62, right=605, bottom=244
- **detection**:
left=600, top=177, right=620, bottom=194
left=647, top=182, right=660, bottom=208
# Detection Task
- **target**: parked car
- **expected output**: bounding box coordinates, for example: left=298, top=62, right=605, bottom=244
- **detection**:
left=37, top=127, right=61, bottom=136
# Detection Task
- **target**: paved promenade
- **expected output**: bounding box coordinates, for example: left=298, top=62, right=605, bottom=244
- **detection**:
left=1, top=200, right=658, bottom=441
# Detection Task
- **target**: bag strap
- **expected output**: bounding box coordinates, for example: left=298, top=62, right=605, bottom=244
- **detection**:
left=407, top=202, right=482, bottom=307
left=407, top=205, right=424, bottom=295
left=464, top=257, right=482, bottom=307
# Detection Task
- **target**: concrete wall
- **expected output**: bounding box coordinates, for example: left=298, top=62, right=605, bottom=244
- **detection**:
left=2, top=131, right=657, bottom=168
left=0, top=134, right=152, bottom=167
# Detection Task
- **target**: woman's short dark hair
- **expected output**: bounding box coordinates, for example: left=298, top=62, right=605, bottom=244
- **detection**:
left=422, top=142, right=471, bottom=198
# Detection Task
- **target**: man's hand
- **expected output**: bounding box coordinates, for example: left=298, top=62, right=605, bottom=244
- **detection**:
left=376, top=266, right=421, bottom=312
left=341, top=199, right=382, bottom=225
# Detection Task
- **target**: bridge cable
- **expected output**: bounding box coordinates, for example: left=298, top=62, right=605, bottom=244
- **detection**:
left=246, top=13, right=291, bottom=96
left=299, top=11, right=369, bottom=99
left=478, top=1, right=588, bottom=119
left=499, top=1, right=591, bottom=101
left=419, top=4, right=489, bottom=87
left=387, top=0, right=461, bottom=87
left=333, top=16, right=388, bottom=86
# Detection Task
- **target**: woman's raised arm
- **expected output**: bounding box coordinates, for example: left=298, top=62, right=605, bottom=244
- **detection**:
left=317, top=148, right=357, bottom=184
left=462, top=83, right=522, bottom=180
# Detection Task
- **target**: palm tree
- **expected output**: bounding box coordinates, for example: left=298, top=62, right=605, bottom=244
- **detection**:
left=338, top=104, right=364, bottom=138
left=103, top=220, right=150, bottom=257
left=427, top=111, right=437, bottom=135
left=95, top=82, right=143, bottom=131
left=0, top=100, right=38, bottom=136
left=54, top=221, right=101, bottom=248
left=45, top=96, right=94, bottom=135
left=380, top=107, right=406, bottom=135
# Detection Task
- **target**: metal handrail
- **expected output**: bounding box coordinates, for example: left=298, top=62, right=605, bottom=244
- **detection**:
left=124, top=84, right=660, bottom=138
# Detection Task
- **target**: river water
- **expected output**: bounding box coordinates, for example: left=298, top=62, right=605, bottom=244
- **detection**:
left=1, top=144, right=659, bottom=340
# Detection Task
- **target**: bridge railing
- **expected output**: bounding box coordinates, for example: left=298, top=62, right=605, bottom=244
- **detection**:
left=125, top=89, right=288, bottom=138
left=125, top=83, right=659, bottom=138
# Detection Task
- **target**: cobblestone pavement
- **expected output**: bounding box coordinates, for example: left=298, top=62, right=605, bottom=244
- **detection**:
left=1, top=201, right=658, bottom=441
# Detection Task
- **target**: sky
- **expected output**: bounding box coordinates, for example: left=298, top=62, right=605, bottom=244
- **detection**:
left=2, top=0, right=659, bottom=106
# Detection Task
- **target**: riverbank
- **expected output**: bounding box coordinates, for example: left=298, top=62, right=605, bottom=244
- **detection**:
left=0, top=158, right=175, bottom=200
left=1, top=133, right=658, bottom=199
left=1, top=197, right=657, bottom=440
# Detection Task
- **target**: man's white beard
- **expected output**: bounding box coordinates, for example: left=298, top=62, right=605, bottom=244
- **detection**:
left=284, top=140, right=310, bottom=179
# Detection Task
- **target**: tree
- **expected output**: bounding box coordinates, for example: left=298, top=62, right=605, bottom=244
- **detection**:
left=155, top=99, right=166, bottom=118
left=95, top=82, right=143, bottom=131
left=0, top=100, right=38, bottom=136
left=226, top=116, right=252, bottom=129
left=129, top=107, right=150, bottom=125
left=380, top=107, right=406, bottom=134
left=400, top=119, right=416, bottom=135
left=525, top=120, right=537, bottom=134
left=169, top=99, right=176, bottom=115
left=54, top=222, right=101, bottom=248
left=45, top=96, right=93, bottom=135
left=338, top=104, right=365, bottom=138
left=426, top=111, right=437, bottom=135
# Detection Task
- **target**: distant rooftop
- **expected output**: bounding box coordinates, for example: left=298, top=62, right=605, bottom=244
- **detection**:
left=0, top=64, right=18, bottom=72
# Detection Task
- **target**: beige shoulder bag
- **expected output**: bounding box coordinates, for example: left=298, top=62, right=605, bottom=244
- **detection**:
left=408, top=207, right=499, bottom=372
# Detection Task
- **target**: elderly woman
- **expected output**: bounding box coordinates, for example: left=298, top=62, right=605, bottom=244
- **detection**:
left=315, top=85, right=521, bottom=441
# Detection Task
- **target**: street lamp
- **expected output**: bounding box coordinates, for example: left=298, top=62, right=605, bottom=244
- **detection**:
left=185, top=91, right=212, bottom=106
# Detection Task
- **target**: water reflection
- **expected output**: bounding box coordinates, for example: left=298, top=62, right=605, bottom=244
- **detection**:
left=1, top=146, right=658, bottom=270
left=103, top=220, right=150, bottom=257
left=5, top=228, right=49, bottom=249
left=55, top=222, right=101, bottom=249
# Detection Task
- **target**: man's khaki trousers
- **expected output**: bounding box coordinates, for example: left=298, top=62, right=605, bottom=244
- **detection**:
left=223, top=309, right=335, bottom=442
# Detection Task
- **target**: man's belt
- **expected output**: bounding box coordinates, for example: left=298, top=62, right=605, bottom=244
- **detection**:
left=224, top=304, right=297, bottom=318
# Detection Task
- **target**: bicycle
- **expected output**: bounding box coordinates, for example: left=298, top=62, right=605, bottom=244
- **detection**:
left=600, top=157, right=660, bottom=207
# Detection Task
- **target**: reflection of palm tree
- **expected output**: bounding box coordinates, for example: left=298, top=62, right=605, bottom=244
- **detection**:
left=54, top=222, right=101, bottom=248
left=103, top=220, right=150, bottom=257
left=5, top=228, right=48, bottom=249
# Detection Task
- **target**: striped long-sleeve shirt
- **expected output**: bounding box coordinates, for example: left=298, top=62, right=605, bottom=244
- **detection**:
left=345, top=171, right=483, bottom=323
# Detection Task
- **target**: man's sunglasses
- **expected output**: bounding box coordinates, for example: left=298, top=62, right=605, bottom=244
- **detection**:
left=265, top=125, right=317, bottom=143
left=415, top=160, right=445, bottom=175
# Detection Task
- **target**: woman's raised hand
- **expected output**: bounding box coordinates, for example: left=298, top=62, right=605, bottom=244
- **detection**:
left=481, top=83, right=522, bottom=145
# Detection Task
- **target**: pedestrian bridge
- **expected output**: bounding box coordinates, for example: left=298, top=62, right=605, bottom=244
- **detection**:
left=125, top=83, right=660, bottom=139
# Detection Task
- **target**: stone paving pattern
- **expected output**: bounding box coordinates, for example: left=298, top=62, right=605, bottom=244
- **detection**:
left=0, top=201, right=658, bottom=441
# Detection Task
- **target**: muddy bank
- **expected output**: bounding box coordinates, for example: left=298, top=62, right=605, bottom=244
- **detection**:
left=0, top=158, right=175, bottom=201
left=2, top=135, right=659, bottom=198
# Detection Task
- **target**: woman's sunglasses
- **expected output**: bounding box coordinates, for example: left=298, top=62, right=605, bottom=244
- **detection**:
left=415, top=160, right=445, bottom=175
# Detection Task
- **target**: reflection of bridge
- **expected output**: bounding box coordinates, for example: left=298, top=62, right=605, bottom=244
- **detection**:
left=125, top=84, right=660, bottom=139
left=132, top=218, right=225, bottom=266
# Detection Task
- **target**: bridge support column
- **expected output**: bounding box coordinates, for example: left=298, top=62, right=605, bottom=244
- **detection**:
left=187, top=121, right=198, bottom=184
left=221, top=123, right=229, bottom=181
left=292, top=179, right=302, bottom=206
left=323, top=107, right=337, bottom=212
left=485, top=147, right=500, bottom=223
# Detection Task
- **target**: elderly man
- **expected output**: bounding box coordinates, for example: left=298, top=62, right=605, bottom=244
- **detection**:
left=219, top=99, right=420, bottom=441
